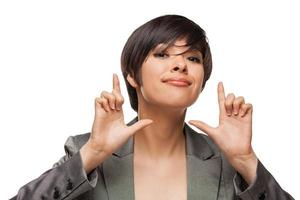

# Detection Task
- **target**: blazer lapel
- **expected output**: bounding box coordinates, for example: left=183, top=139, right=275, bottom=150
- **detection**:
left=102, top=137, right=135, bottom=200
left=102, top=118, right=222, bottom=200
left=102, top=118, right=137, bottom=200
left=184, top=124, right=222, bottom=200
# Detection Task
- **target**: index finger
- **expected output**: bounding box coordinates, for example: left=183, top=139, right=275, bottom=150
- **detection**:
left=218, top=82, right=226, bottom=113
left=113, top=73, right=121, bottom=93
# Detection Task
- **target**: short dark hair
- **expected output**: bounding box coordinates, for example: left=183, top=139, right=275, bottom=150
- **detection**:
left=121, top=15, right=212, bottom=112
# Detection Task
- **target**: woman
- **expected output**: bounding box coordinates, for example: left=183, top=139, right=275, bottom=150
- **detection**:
left=12, top=15, right=294, bottom=200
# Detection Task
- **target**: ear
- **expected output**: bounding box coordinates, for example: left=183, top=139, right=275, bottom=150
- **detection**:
left=126, top=74, right=138, bottom=88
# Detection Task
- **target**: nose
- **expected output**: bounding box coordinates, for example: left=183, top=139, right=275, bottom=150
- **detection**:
left=171, top=55, right=187, bottom=73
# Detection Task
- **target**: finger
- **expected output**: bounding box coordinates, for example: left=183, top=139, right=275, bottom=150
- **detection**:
left=127, top=119, right=153, bottom=136
left=101, top=91, right=116, bottom=110
left=99, top=97, right=110, bottom=112
left=188, top=120, right=215, bottom=137
left=225, top=93, right=235, bottom=116
left=113, top=73, right=121, bottom=93
left=95, top=97, right=102, bottom=109
left=233, top=96, right=245, bottom=115
left=240, top=103, right=253, bottom=117
left=112, top=90, right=124, bottom=111
left=218, top=82, right=226, bottom=114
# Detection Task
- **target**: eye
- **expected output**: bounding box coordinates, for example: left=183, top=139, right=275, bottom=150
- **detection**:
left=187, top=56, right=202, bottom=63
left=153, top=52, right=169, bottom=58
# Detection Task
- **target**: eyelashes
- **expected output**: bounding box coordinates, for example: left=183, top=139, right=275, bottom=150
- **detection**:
left=153, top=52, right=203, bottom=64
left=187, top=57, right=202, bottom=63
left=153, top=53, right=169, bottom=58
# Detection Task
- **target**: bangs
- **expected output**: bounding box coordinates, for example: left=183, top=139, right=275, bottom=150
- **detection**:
left=143, top=16, right=208, bottom=57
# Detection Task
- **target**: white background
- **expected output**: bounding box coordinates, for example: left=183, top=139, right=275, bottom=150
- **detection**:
left=1, top=0, right=299, bottom=199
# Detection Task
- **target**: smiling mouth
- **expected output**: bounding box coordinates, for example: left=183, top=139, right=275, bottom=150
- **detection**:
left=164, top=80, right=190, bottom=87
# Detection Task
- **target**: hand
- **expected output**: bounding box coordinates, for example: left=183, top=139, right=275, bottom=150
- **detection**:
left=188, top=82, right=258, bottom=184
left=80, top=73, right=153, bottom=173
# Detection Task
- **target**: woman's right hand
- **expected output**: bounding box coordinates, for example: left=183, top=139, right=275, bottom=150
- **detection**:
left=80, top=73, right=153, bottom=173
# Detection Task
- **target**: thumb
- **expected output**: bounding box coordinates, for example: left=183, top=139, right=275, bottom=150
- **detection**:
left=127, top=119, right=153, bottom=136
left=188, top=120, right=215, bottom=137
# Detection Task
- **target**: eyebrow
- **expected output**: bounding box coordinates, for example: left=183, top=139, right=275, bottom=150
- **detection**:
left=153, top=44, right=202, bottom=57
left=153, top=43, right=169, bottom=52
left=184, top=49, right=203, bottom=57
left=173, top=43, right=189, bottom=47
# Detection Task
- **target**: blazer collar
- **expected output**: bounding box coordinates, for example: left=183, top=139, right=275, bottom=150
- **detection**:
left=113, top=116, right=216, bottom=160
left=104, top=117, right=222, bottom=200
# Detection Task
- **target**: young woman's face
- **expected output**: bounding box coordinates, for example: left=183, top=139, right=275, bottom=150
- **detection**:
left=136, top=38, right=205, bottom=110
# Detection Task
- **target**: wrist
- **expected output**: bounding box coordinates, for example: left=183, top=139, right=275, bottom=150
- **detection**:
left=229, top=151, right=258, bottom=185
left=80, top=141, right=109, bottom=174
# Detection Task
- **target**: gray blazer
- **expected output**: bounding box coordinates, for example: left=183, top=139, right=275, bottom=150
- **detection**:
left=12, top=117, right=294, bottom=200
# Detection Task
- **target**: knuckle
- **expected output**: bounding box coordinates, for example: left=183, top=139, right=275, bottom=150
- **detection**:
left=242, top=103, right=252, bottom=111
left=225, top=103, right=232, bottom=109
left=95, top=97, right=102, bottom=105
left=233, top=98, right=243, bottom=106
left=112, top=90, right=122, bottom=97
left=237, top=96, right=245, bottom=102
left=101, top=98, right=108, bottom=104
left=101, top=91, right=116, bottom=101
left=118, top=96, right=124, bottom=103
left=95, top=97, right=100, bottom=102
left=112, top=88, right=121, bottom=93
left=225, top=100, right=233, bottom=107
left=241, top=106, right=247, bottom=112
left=233, top=100, right=239, bottom=106
left=112, top=91, right=124, bottom=103
left=227, top=93, right=235, bottom=98
left=108, top=95, right=116, bottom=102
left=100, top=91, right=108, bottom=97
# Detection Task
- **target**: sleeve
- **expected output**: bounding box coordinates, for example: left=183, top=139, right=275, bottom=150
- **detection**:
left=10, top=134, right=99, bottom=200
left=233, top=160, right=294, bottom=200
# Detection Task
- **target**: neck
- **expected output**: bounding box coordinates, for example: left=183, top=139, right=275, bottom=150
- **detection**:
left=134, top=101, right=187, bottom=159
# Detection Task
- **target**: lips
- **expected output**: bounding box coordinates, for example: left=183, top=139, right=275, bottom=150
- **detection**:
left=162, top=77, right=192, bottom=87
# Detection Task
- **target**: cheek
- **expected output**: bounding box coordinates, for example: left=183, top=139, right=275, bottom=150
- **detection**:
left=139, top=72, right=163, bottom=101
left=190, top=66, right=205, bottom=89
left=139, top=60, right=165, bottom=87
left=187, top=67, right=205, bottom=102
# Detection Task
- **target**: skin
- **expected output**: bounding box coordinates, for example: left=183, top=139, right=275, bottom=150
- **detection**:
left=80, top=39, right=258, bottom=199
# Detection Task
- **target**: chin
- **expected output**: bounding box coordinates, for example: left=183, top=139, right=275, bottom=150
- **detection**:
left=155, top=97, right=197, bottom=110
left=140, top=89, right=199, bottom=110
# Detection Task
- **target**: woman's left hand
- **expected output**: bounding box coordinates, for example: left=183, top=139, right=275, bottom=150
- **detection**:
left=189, top=82, right=258, bottom=184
